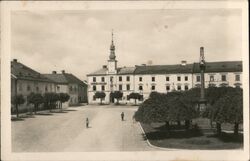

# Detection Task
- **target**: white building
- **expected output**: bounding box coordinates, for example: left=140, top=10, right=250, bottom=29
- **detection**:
left=87, top=33, right=242, bottom=104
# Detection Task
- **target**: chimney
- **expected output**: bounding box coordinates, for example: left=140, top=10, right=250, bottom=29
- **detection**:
left=62, top=70, right=65, bottom=74
left=103, top=65, right=107, bottom=69
left=181, top=60, right=187, bottom=66
left=13, top=59, right=17, bottom=62
left=52, top=71, right=57, bottom=74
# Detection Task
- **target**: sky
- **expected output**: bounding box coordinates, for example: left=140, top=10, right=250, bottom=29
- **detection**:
left=11, top=9, right=242, bottom=80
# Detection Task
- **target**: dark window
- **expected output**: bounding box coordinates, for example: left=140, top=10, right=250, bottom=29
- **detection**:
left=184, top=85, right=189, bottom=91
left=139, top=85, right=143, bottom=90
left=152, top=77, right=155, bottom=82
left=101, top=77, right=105, bottom=82
left=101, top=85, right=105, bottom=91
left=151, top=85, right=155, bottom=90
left=93, top=77, right=96, bottom=82
left=119, top=84, right=122, bottom=90
left=166, top=77, right=169, bottom=81
left=119, top=76, right=122, bottom=82
left=93, top=85, right=96, bottom=91
left=110, top=77, right=113, bottom=82
left=177, top=85, right=181, bottom=91
left=126, top=84, right=130, bottom=90
left=139, top=77, right=142, bottom=82
left=235, top=75, right=240, bottom=81
left=210, top=75, right=214, bottom=82
left=177, top=76, right=181, bottom=81
left=222, top=75, right=227, bottom=81
left=126, top=76, right=130, bottom=81
left=196, top=76, right=201, bottom=82
left=185, top=76, right=188, bottom=81
left=166, top=85, right=170, bottom=91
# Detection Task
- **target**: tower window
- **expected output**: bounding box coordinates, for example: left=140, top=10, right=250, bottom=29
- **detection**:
left=177, top=76, right=181, bottom=81
left=185, top=76, right=188, bottom=81
left=196, top=76, right=201, bottom=82
left=139, top=85, right=143, bottom=91
left=152, top=77, right=155, bottom=82
left=93, top=85, right=96, bottom=91
left=93, top=77, right=96, bottom=82
left=151, top=85, right=155, bottom=90
left=119, top=84, right=122, bottom=91
left=119, top=76, right=122, bottom=82
left=235, top=74, right=240, bottom=81
left=126, top=76, right=130, bottom=81
left=166, top=85, right=170, bottom=91
left=126, top=84, right=130, bottom=90
left=221, top=75, right=227, bottom=81
left=139, top=77, right=142, bottom=82
left=166, top=76, right=169, bottom=81
left=101, top=77, right=105, bottom=82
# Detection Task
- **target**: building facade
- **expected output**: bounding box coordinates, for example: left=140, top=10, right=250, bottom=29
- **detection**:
left=87, top=33, right=243, bottom=104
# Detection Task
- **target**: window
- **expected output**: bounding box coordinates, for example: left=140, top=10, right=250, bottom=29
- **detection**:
left=151, top=85, right=155, bottom=90
left=177, top=76, right=181, bottom=81
left=139, top=85, right=143, bottom=90
left=101, top=77, right=105, bottom=82
left=93, top=85, right=96, bottom=91
left=126, top=76, right=130, bottom=81
left=139, top=77, right=142, bottom=82
left=110, top=77, right=113, bottom=82
left=177, top=85, right=181, bottom=91
left=210, top=75, right=214, bottom=82
left=36, top=86, right=39, bottom=92
left=235, top=74, right=240, bottom=81
left=27, top=85, right=31, bottom=91
left=119, top=84, right=122, bottom=91
left=57, top=86, right=60, bottom=92
left=222, top=75, right=227, bottom=81
left=166, top=77, right=169, bottom=81
left=101, top=85, right=105, bottom=91
left=184, top=85, right=189, bottom=91
left=196, top=75, right=201, bottom=82
left=45, top=86, right=48, bottom=92
left=166, top=85, right=170, bottom=91
left=152, top=77, right=155, bottom=82
left=119, top=76, right=122, bottom=82
left=185, top=76, right=188, bottom=81
left=126, top=84, right=130, bottom=90
left=93, top=77, right=96, bottom=82
left=93, top=95, right=96, bottom=101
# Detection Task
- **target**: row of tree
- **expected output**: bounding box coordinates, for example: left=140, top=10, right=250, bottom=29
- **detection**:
left=11, top=92, right=70, bottom=118
left=93, top=91, right=143, bottom=105
left=134, top=87, right=243, bottom=135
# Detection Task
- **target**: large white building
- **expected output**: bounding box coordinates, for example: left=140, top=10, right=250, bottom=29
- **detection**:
left=87, top=33, right=242, bottom=104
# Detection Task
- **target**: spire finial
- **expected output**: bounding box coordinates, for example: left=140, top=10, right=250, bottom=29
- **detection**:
left=111, top=29, right=114, bottom=43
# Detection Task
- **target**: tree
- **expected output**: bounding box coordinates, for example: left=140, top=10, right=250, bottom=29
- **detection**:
left=127, top=92, right=142, bottom=105
left=27, top=93, right=44, bottom=114
left=111, top=91, right=123, bottom=104
left=94, top=91, right=106, bottom=105
left=44, top=92, right=59, bottom=111
left=11, top=94, right=25, bottom=118
left=58, top=93, right=70, bottom=109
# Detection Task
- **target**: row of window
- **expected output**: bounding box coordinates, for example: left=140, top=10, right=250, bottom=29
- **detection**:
left=18, top=84, right=52, bottom=92
left=92, top=74, right=240, bottom=83
left=93, top=84, right=131, bottom=91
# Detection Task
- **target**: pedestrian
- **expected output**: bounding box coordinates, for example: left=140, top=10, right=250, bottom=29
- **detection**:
left=86, top=118, right=89, bottom=128
left=121, top=112, right=124, bottom=121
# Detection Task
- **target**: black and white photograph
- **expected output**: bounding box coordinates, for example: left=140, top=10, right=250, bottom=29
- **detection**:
left=1, top=1, right=249, bottom=161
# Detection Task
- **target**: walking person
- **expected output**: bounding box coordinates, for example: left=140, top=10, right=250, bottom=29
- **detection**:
left=86, top=117, right=89, bottom=128
left=121, top=112, right=124, bottom=121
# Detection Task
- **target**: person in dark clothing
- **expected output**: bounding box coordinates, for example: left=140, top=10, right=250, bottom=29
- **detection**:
left=86, top=118, right=89, bottom=128
left=121, top=112, right=124, bottom=121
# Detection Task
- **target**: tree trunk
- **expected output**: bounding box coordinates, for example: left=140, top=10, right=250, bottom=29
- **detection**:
left=15, top=104, right=19, bottom=118
left=165, top=121, right=170, bottom=131
left=134, top=99, right=136, bottom=105
left=177, top=121, right=181, bottom=126
left=34, top=104, right=37, bottom=114
left=185, top=120, right=190, bottom=130
left=117, top=99, right=119, bottom=105
left=234, top=122, right=239, bottom=136
left=100, top=99, right=102, bottom=105
left=216, top=122, right=222, bottom=135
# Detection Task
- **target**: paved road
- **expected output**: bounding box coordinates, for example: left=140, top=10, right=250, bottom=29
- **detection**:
left=12, top=105, right=154, bottom=152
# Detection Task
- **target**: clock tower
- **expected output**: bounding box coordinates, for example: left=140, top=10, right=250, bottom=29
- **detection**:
left=108, top=30, right=117, bottom=74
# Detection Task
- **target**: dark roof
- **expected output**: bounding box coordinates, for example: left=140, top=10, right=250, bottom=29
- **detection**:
left=87, top=66, right=135, bottom=76
left=43, top=73, right=86, bottom=86
left=87, top=68, right=107, bottom=76
left=193, top=61, right=242, bottom=73
left=134, top=64, right=194, bottom=75
left=11, top=60, right=54, bottom=83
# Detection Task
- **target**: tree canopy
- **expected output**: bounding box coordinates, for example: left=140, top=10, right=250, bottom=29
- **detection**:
left=111, top=91, right=123, bottom=104
left=11, top=94, right=25, bottom=117
left=127, top=92, right=143, bottom=105
left=94, top=91, right=106, bottom=104
left=27, top=93, right=44, bottom=114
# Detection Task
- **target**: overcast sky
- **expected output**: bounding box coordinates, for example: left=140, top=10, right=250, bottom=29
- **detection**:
left=11, top=9, right=242, bottom=80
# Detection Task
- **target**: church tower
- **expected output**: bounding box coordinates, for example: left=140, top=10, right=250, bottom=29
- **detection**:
left=108, top=30, right=118, bottom=74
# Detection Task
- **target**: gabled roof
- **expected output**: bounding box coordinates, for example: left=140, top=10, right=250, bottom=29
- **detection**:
left=193, top=61, right=242, bottom=73
left=134, top=64, right=194, bottom=75
left=43, top=73, right=86, bottom=86
left=11, top=60, right=54, bottom=83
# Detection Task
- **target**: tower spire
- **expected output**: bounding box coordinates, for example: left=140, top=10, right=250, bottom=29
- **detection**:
left=109, top=29, right=116, bottom=60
